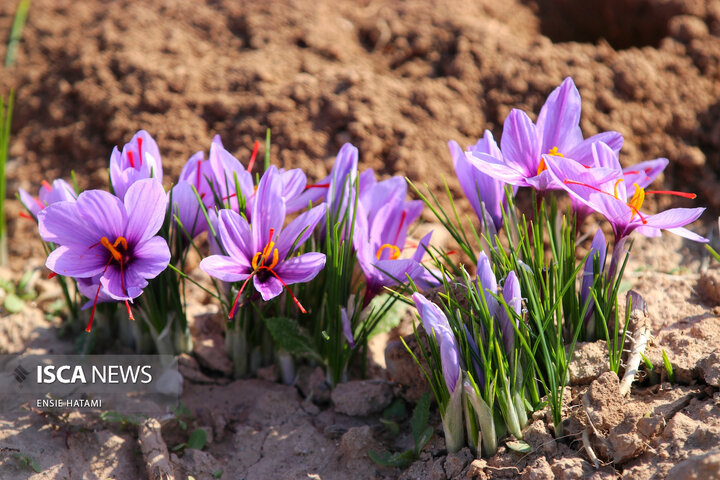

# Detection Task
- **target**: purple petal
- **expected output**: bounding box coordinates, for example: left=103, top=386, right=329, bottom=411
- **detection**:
left=46, top=245, right=108, bottom=277
left=359, top=176, right=406, bottom=222
left=499, top=271, right=521, bottom=356
left=623, top=158, right=669, bottom=190
left=536, top=77, right=583, bottom=154
left=38, top=179, right=77, bottom=205
left=665, top=227, right=708, bottom=243
left=171, top=182, right=207, bottom=239
left=124, top=179, right=167, bottom=245
left=281, top=168, right=308, bottom=208
left=273, top=252, right=326, bottom=284
left=217, top=209, right=253, bottom=261
left=327, top=143, right=359, bottom=211
left=500, top=109, right=541, bottom=176
left=341, top=308, right=355, bottom=349
left=101, top=266, right=146, bottom=300
left=565, top=132, right=624, bottom=166
left=129, top=236, right=171, bottom=279
left=412, top=231, right=433, bottom=263
left=200, top=255, right=251, bottom=283
left=76, top=189, right=127, bottom=241
left=587, top=141, right=622, bottom=170
left=476, top=252, right=498, bottom=317
left=38, top=200, right=101, bottom=248
left=643, top=207, right=706, bottom=231
left=276, top=204, right=327, bottom=258
left=19, top=188, right=42, bottom=218
left=253, top=275, right=283, bottom=301
left=467, top=151, right=529, bottom=186
left=411, top=293, right=460, bottom=393
left=581, top=229, right=607, bottom=318
left=251, top=166, right=286, bottom=252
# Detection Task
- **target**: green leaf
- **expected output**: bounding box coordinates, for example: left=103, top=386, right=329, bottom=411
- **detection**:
left=13, top=453, right=41, bottom=473
left=212, top=469, right=223, bottom=479
left=415, top=426, right=433, bottom=454
left=366, top=293, right=405, bottom=340
left=265, top=317, right=321, bottom=360
left=4, top=292, right=24, bottom=313
left=368, top=449, right=416, bottom=468
left=506, top=440, right=532, bottom=453
left=178, top=419, right=187, bottom=431
left=379, top=418, right=400, bottom=436
left=187, top=429, right=207, bottom=450
left=410, top=392, right=431, bottom=448
left=662, top=349, right=675, bottom=383
left=17, top=269, right=33, bottom=293
left=382, top=398, right=407, bottom=420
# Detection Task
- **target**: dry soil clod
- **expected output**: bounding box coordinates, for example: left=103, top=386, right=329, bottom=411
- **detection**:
left=139, top=418, right=175, bottom=480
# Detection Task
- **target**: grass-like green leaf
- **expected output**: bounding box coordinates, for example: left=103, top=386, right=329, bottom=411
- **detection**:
left=187, top=429, right=207, bottom=450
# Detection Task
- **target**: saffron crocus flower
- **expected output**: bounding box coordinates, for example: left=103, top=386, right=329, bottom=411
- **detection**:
left=354, top=177, right=435, bottom=301
left=208, top=135, right=254, bottom=214
left=450, top=133, right=513, bottom=231
left=286, top=143, right=358, bottom=215
left=468, top=77, right=623, bottom=193
left=200, top=166, right=326, bottom=317
left=580, top=229, right=607, bottom=325
left=544, top=146, right=707, bottom=243
left=18, top=179, right=77, bottom=219
left=38, top=179, right=171, bottom=331
left=110, top=130, right=163, bottom=200
left=412, top=292, right=464, bottom=452
left=498, top=271, right=521, bottom=357
left=476, top=252, right=499, bottom=317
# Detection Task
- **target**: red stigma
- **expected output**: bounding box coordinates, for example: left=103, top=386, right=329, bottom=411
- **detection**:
left=248, top=140, right=260, bottom=172
left=305, top=183, right=330, bottom=189
left=48, top=272, right=57, bottom=279
left=393, top=210, right=407, bottom=246
left=127, top=151, right=135, bottom=168
left=125, top=300, right=134, bottom=321
left=137, top=137, right=143, bottom=167
left=645, top=190, right=697, bottom=199
left=42, top=180, right=52, bottom=192
left=18, top=212, right=32, bottom=220
left=229, top=275, right=254, bottom=319
left=196, top=160, right=203, bottom=189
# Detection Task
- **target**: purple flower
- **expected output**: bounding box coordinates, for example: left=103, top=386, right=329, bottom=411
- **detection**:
left=450, top=133, right=513, bottom=230
left=170, top=148, right=216, bottom=240
left=476, top=252, right=499, bottom=318
left=38, top=179, right=171, bottom=331
left=19, top=179, right=77, bottom=219
left=286, top=143, right=358, bottom=215
left=468, top=77, right=623, bottom=193
left=498, top=271, right=521, bottom=357
left=353, top=176, right=434, bottom=300
left=199, top=166, right=326, bottom=317
left=341, top=307, right=355, bottom=349
left=110, top=130, right=163, bottom=200
left=412, top=292, right=460, bottom=394
left=545, top=148, right=707, bottom=242
left=581, top=229, right=607, bottom=324
left=207, top=135, right=254, bottom=214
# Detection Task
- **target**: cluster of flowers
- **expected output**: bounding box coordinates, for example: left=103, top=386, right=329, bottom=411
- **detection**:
left=408, top=77, right=706, bottom=456
left=19, top=130, right=436, bottom=368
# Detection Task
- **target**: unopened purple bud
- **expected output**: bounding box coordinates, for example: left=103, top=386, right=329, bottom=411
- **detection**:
left=498, top=271, right=521, bottom=357
left=412, top=293, right=460, bottom=394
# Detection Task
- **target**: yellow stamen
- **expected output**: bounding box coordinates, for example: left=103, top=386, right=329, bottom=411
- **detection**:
left=252, top=244, right=280, bottom=270
left=251, top=251, right=262, bottom=270
left=376, top=244, right=401, bottom=260
left=537, top=146, right=564, bottom=175
left=100, top=236, right=127, bottom=261
left=613, top=178, right=624, bottom=199
left=548, top=146, right=564, bottom=157
left=628, top=183, right=645, bottom=214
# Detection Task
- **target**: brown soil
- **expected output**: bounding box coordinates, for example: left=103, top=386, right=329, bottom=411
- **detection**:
left=1, top=0, right=720, bottom=479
